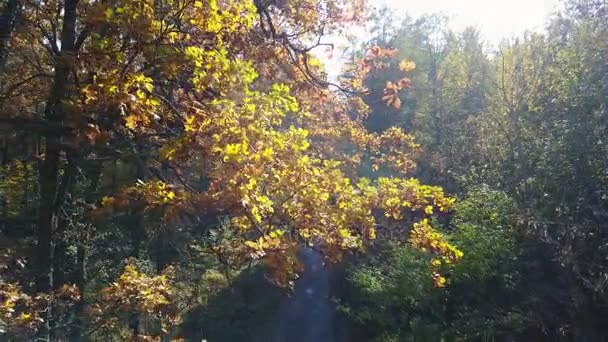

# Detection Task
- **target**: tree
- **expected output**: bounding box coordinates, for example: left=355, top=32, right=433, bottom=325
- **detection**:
left=0, top=0, right=459, bottom=339
left=337, top=2, right=608, bottom=340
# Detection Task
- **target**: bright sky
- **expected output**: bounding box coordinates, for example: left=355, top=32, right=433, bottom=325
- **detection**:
left=375, top=0, right=562, bottom=45
left=317, top=0, right=563, bottom=80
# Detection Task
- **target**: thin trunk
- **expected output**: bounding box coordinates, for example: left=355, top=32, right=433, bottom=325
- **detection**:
left=0, top=137, right=7, bottom=164
left=429, top=60, right=443, bottom=148
left=70, top=163, right=102, bottom=340
left=0, top=138, right=7, bottom=233
left=53, top=239, right=67, bottom=288
left=129, top=155, right=149, bottom=338
left=508, top=108, right=524, bottom=194
left=37, top=135, right=60, bottom=340
left=53, top=159, right=76, bottom=291
left=70, top=245, right=87, bottom=340
left=128, top=215, right=145, bottom=338
left=0, top=0, right=19, bottom=70
left=36, top=0, right=79, bottom=340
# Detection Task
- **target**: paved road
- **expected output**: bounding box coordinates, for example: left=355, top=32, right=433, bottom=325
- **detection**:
left=272, top=248, right=335, bottom=342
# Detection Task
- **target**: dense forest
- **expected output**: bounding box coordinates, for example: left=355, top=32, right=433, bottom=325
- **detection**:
left=0, top=0, right=607, bottom=341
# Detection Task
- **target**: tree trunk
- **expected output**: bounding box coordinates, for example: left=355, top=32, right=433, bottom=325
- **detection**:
left=53, top=160, right=76, bottom=293
left=70, top=163, right=102, bottom=340
left=0, top=0, right=19, bottom=70
left=128, top=155, right=149, bottom=338
left=71, top=245, right=87, bottom=339
left=36, top=1, right=79, bottom=340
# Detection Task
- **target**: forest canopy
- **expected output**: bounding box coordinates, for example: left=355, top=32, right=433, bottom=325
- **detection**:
left=0, top=0, right=607, bottom=341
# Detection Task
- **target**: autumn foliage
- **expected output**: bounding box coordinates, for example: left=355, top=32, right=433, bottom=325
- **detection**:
left=0, top=0, right=460, bottom=338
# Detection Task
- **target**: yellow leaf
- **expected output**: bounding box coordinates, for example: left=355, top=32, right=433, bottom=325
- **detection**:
left=435, top=276, right=447, bottom=287
left=262, top=147, right=274, bottom=159
left=368, top=228, right=377, bottom=239
left=18, top=312, right=32, bottom=321
left=338, top=228, right=350, bottom=238
left=245, top=240, right=259, bottom=249
left=101, top=196, right=115, bottom=207
left=125, top=115, right=138, bottom=129
left=399, top=60, right=416, bottom=72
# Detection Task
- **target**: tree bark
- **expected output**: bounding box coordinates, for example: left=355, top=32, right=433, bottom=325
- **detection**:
left=0, top=0, right=19, bottom=70
left=70, top=163, right=101, bottom=341
left=36, top=0, right=80, bottom=340
left=52, top=159, right=76, bottom=292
